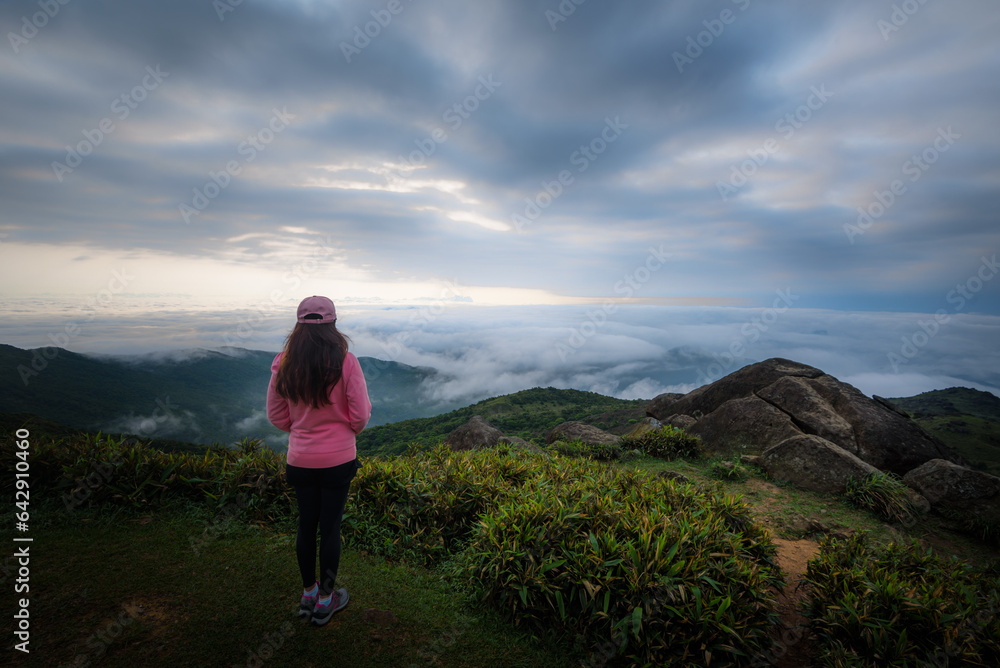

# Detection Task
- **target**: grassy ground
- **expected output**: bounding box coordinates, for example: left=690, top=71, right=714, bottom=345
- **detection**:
left=7, top=501, right=582, bottom=668
left=9, top=452, right=996, bottom=668
left=627, top=455, right=998, bottom=567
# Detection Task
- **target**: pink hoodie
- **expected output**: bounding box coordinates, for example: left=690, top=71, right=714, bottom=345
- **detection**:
left=266, top=351, right=372, bottom=468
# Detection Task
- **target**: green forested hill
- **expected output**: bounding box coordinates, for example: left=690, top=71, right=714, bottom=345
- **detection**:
left=0, top=344, right=438, bottom=446
left=888, top=387, right=1000, bottom=476
left=356, top=386, right=648, bottom=457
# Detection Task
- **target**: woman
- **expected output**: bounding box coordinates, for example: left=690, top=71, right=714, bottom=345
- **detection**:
left=266, top=295, right=371, bottom=626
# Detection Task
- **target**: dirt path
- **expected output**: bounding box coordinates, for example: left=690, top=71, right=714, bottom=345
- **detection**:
left=769, top=538, right=820, bottom=667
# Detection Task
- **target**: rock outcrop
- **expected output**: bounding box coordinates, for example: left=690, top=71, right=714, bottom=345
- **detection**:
left=647, top=358, right=966, bottom=492
left=684, top=396, right=801, bottom=456
left=623, top=417, right=662, bottom=439
left=443, top=416, right=543, bottom=453
left=646, top=358, right=966, bottom=475
left=443, top=416, right=504, bottom=451
left=546, top=421, right=620, bottom=447
left=760, top=434, right=880, bottom=494
left=903, top=459, right=1000, bottom=526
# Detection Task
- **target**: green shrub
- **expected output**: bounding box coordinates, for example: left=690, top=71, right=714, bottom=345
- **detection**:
left=938, top=508, right=1000, bottom=547
left=549, top=440, right=589, bottom=458
left=452, top=462, right=782, bottom=666
left=620, top=425, right=701, bottom=460
left=802, top=532, right=1000, bottom=667
left=346, top=444, right=542, bottom=564
left=18, top=433, right=291, bottom=521
left=548, top=439, right=623, bottom=461
left=709, top=461, right=749, bottom=482
left=588, top=440, right=624, bottom=461
left=844, top=472, right=919, bottom=525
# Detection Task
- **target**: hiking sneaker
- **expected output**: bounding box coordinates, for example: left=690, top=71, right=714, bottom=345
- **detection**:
left=310, top=588, right=349, bottom=626
left=299, top=583, right=319, bottom=618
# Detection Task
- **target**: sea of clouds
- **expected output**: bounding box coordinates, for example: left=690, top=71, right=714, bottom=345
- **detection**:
left=3, top=297, right=998, bottom=407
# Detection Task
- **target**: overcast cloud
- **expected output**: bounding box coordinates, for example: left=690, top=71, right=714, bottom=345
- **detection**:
left=1, top=0, right=998, bottom=404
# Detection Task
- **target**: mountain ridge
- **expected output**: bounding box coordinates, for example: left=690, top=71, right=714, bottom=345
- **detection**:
left=888, top=386, right=1000, bottom=475
left=4, top=343, right=997, bottom=473
left=0, top=344, right=444, bottom=446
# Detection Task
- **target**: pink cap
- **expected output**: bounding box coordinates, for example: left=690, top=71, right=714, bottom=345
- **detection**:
left=296, top=296, right=337, bottom=324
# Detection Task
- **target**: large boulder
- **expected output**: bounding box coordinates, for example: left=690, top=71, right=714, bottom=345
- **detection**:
left=686, top=396, right=801, bottom=457
left=648, top=358, right=825, bottom=419
left=903, top=459, right=1000, bottom=526
left=761, top=434, right=881, bottom=494
left=443, top=416, right=504, bottom=451
left=647, top=358, right=964, bottom=475
left=546, top=421, right=620, bottom=447
left=663, top=414, right=697, bottom=431
left=756, top=376, right=857, bottom=453
left=802, top=374, right=957, bottom=473
left=622, top=417, right=663, bottom=439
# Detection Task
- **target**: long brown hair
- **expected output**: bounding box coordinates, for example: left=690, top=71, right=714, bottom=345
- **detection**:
left=274, top=322, right=351, bottom=408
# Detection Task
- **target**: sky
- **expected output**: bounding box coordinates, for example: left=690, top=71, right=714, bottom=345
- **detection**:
left=1, top=0, right=999, bottom=403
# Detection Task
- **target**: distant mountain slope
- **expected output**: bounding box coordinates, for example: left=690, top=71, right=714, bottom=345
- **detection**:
left=1, top=386, right=648, bottom=460
left=888, top=387, right=1000, bottom=476
left=888, top=386, right=1000, bottom=422
left=0, top=345, right=440, bottom=446
left=356, top=386, right=648, bottom=458
left=0, top=411, right=214, bottom=456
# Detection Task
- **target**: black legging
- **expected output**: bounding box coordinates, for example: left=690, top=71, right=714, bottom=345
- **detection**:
left=286, top=459, right=359, bottom=596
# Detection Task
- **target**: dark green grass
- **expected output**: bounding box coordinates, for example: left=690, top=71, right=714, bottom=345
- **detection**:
left=915, top=414, right=1000, bottom=475
left=7, top=502, right=581, bottom=668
